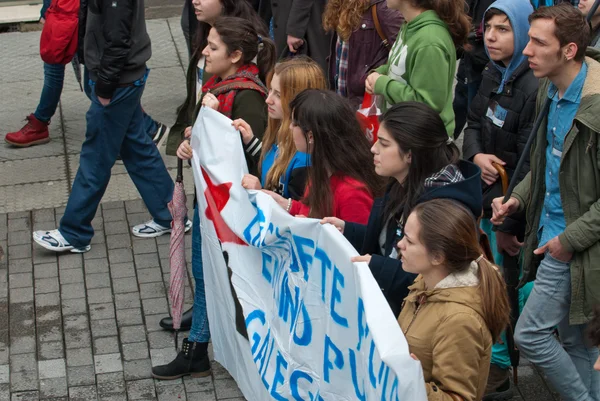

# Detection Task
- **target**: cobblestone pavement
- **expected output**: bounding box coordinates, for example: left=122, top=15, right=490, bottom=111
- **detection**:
left=0, top=17, right=561, bottom=401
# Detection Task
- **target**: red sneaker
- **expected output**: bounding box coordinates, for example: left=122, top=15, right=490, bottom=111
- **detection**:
left=5, top=114, right=50, bottom=147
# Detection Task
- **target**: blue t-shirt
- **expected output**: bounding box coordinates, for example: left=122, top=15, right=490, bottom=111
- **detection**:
left=261, top=145, right=311, bottom=198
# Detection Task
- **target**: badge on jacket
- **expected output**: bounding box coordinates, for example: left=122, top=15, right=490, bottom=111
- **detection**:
left=486, top=100, right=507, bottom=128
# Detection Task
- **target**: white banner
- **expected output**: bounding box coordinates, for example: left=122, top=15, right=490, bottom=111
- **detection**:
left=191, top=107, right=427, bottom=401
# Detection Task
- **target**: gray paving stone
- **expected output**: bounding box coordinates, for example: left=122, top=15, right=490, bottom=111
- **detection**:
left=106, top=235, right=132, bottom=251
left=121, top=342, right=149, bottom=362
left=86, top=288, right=113, bottom=305
left=58, top=269, right=84, bottom=285
left=33, top=263, right=58, bottom=280
left=9, top=337, right=36, bottom=355
left=32, top=210, right=55, bottom=224
left=84, top=259, right=109, bottom=274
left=37, top=325, right=62, bottom=344
left=63, top=330, right=92, bottom=350
left=123, top=359, right=152, bottom=381
left=156, top=382, right=187, bottom=401
left=94, top=354, right=122, bottom=374
left=144, top=314, right=167, bottom=333
left=38, top=359, right=66, bottom=379
left=32, top=248, right=56, bottom=265
left=68, top=385, right=97, bottom=401
left=125, top=200, right=147, bottom=214
left=104, top=222, right=130, bottom=236
left=116, top=308, right=144, bottom=327
left=0, top=365, right=8, bottom=384
left=134, top=254, right=160, bottom=270
left=83, top=246, right=108, bottom=261
left=57, top=254, right=83, bottom=271
left=132, top=239, right=157, bottom=255
left=10, top=371, right=38, bottom=393
left=36, top=304, right=61, bottom=325
left=182, top=376, right=213, bottom=394
left=126, top=378, right=156, bottom=400
left=147, top=332, right=175, bottom=351
left=93, top=337, right=120, bottom=356
left=85, top=273, right=111, bottom=290
left=34, top=278, right=59, bottom=295
left=8, top=259, right=33, bottom=274
left=96, top=372, right=126, bottom=396
left=98, top=394, right=127, bottom=401
left=109, top=263, right=136, bottom=279
left=39, top=377, right=68, bottom=398
left=118, top=326, right=146, bottom=345
left=9, top=390, right=39, bottom=400
left=114, top=293, right=140, bottom=310
left=8, top=219, right=30, bottom=232
left=10, top=288, right=34, bottom=304
left=8, top=232, right=31, bottom=247
left=111, top=277, right=138, bottom=294
left=38, top=341, right=64, bottom=361
left=137, top=267, right=164, bottom=285
left=108, top=250, right=133, bottom=265
left=102, top=202, right=124, bottom=211
left=60, top=283, right=86, bottom=300
left=66, top=348, right=93, bottom=368
left=89, top=304, right=115, bottom=321
left=142, top=298, right=168, bottom=316
left=213, top=378, right=243, bottom=400
left=90, top=319, right=118, bottom=339
left=9, top=273, right=33, bottom=289
left=63, top=315, right=88, bottom=332
left=139, top=283, right=166, bottom=300
left=91, top=231, right=107, bottom=245
left=66, top=365, right=96, bottom=387
left=186, top=390, right=216, bottom=401
left=61, top=299, right=87, bottom=317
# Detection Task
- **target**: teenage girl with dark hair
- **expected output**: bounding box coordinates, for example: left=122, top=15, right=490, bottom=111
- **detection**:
left=152, top=16, right=276, bottom=380
left=365, top=0, right=471, bottom=135
left=264, top=89, right=384, bottom=223
left=322, top=102, right=482, bottom=316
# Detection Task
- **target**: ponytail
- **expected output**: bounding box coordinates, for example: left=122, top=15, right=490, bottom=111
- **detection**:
left=256, top=37, right=277, bottom=83
left=413, top=0, right=471, bottom=47
left=476, top=257, right=510, bottom=343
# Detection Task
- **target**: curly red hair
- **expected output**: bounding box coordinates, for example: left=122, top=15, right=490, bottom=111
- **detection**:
left=323, top=0, right=370, bottom=41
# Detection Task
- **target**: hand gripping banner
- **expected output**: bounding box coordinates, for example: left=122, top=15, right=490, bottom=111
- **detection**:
left=190, top=107, right=427, bottom=401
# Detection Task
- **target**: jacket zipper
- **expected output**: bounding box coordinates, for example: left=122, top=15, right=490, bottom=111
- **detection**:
left=403, top=295, right=426, bottom=336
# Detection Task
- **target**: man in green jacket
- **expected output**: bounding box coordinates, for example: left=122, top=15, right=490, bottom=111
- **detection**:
left=492, top=4, right=600, bottom=400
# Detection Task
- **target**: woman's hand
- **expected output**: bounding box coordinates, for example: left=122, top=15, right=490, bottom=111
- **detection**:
left=202, top=92, right=220, bottom=110
left=242, top=174, right=262, bottom=190
left=232, top=119, right=255, bottom=145
left=184, top=126, right=192, bottom=139
left=365, top=72, right=381, bottom=95
left=262, top=190, right=289, bottom=211
left=176, top=139, right=193, bottom=160
left=320, top=217, right=345, bottom=233
left=351, top=254, right=372, bottom=264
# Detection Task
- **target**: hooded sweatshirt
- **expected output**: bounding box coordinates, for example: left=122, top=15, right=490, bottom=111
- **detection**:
left=373, top=10, right=457, bottom=136
left=462, top=0, right=537, bottom=235
left=398, top=264, right=493, bottom=401
left=343, top=160, right=483, bottom=316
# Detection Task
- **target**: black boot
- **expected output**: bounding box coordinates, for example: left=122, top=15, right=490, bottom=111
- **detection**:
left=159, top=307, right=193, bottom=331
left=152, top=338, right=211, bottom=380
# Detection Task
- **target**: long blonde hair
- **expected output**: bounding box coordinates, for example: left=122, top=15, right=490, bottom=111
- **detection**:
left=261, top=57, right=327, bottom=191
left=323, top=0, right=370, bottom=41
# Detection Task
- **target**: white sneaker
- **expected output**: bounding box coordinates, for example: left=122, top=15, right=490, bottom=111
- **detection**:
left=33, top=229, right=91, bottom=253
left=132, top=219, right=192, bottom=238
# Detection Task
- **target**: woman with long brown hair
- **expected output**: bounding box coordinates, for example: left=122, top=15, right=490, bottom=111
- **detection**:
left=235, top=56, right=327, bottom=200
left=397, top=198, right=510, bottom=400
left=365, top=0, right=471, bottom=136
left=265, top=89, right=383, bottom=223
left=322, top=0, right=403, bottom=108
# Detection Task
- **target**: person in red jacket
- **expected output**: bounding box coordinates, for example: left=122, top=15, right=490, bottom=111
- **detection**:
left=264, top=89, right=383, bottom=223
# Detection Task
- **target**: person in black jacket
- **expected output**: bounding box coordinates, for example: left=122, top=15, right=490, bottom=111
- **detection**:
left=462, top=1, right=537, bottom=398
left=321, top=102, right=483, bottom=317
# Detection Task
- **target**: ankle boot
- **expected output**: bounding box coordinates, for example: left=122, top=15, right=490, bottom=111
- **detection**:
left=151, top=338, right=210, bottom=380
left=5, top=114, right=50, bottom=147
left=159, top=307, right=193, bottom=331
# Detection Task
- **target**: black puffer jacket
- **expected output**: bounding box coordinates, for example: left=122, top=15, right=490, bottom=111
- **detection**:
left=462, top=60, right=538, bottom=236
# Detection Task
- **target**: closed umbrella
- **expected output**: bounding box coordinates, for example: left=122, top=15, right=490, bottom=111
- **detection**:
left=167, top=158, right=188, bottom=347
left=71, top=54, right=83, bottom=92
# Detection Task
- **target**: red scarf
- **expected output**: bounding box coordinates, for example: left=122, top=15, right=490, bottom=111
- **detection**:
left=202, top=64, right=267, bottom=117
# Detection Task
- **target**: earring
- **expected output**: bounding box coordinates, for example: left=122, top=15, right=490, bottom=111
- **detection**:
left=565, top=55, right=569, bottom=61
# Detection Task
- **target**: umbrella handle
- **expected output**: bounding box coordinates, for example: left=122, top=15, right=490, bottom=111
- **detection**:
left=177, top=158, right=183, bottom=183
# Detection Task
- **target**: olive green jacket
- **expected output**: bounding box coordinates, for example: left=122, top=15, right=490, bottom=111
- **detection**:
left=513, top=49, right=600, bottom=325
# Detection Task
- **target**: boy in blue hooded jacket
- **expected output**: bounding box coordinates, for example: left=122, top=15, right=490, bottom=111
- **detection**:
left=462, top=0, right=538, bottom=398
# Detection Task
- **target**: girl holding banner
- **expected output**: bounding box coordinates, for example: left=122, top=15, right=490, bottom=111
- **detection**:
left=398, top=198, right=510, bottom=400
left=262, top=89, right=384, bottom=224
left=153, top=16, right=276, bottom=380
left=322, top=102, right=483, bottom=316
left=234, top=56, right=327, bottom=201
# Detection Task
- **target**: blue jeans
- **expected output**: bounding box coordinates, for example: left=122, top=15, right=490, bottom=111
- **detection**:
left=515, top=253, right=600, bottom=401
left=59, top=72, right=174, bottom=247
left=34, top=63, right=65, bottom=122
left=83, top=67, right=158, bottom=139
left=188, top=204, right=211, bottom=342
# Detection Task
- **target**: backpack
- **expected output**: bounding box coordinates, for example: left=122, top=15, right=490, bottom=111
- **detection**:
left=40, top=0, right=80, bottom=65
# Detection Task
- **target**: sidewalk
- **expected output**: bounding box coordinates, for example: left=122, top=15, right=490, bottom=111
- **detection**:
left=0, top=18, right=560, bottom=401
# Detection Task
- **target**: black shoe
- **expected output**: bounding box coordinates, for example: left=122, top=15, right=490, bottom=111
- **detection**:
left=483, top=375, right=513, bottom=401
left=159, top=307, right=193, bottom=331
left=151, top=338, right=211, bottom=380
left=152, top=121, right=170, bottom=148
